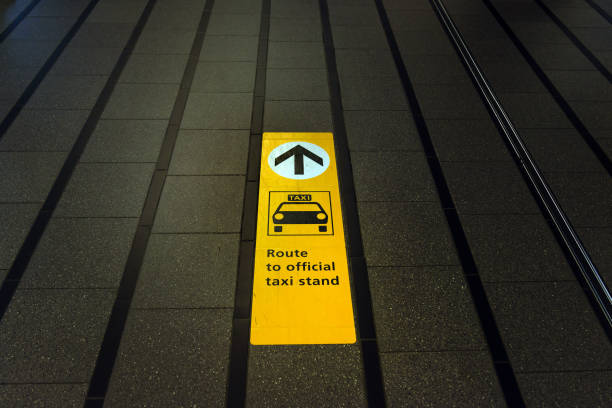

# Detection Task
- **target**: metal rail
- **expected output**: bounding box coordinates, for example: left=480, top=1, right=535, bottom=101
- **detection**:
left=429, top=0, right=612, bottom=332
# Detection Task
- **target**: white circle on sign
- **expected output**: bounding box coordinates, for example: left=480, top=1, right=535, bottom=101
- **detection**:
left=268, top=141, right=330, bottom=180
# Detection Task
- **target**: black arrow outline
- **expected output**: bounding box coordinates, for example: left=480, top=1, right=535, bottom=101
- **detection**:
left=274, top=144, right=324, bottom=175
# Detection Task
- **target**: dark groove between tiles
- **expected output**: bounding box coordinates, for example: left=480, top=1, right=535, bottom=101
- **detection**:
left=533, top=0, right=611, bottom=82
left=82, top=0, right=216, bottom=405
left=320, top=1, right=386, bottom=406
left=480, top=0, right=612, bottom=175
left=0, top=0, right=43, bottom=43
left=0, top=0, right=102, bottom=138
left=373, top=0, right=526, bottom=406
left=583, top=0, right=612, bottom=23
left=226, top=0, right=270, bottom=406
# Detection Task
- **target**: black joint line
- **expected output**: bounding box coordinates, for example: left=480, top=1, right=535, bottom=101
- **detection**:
left=226, top=1, right=270, bottom=406
left=319, top=0, right=386, bottom=406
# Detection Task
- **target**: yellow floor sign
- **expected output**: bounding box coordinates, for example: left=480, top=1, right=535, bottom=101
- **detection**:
left=250, top=132, right=356, bottom=345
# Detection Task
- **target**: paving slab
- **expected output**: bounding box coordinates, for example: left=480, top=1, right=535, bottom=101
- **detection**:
left=270, top=0, right=319, bottom=19
left=263, top=100, right=332, bottom=132
left=403, top=54, right=468, bottom=85
left=0, top=384, right=87, bottom=408
left=461, top=213, right=574, bottom=282
left=351, top=151, right=436, bottom=202
left=0, top=152, right=66, bottom=202
left=135, top=28, right=196, bottom=54
left=31, top=0, right=90, bottom=17
left=442, top=161, right=540, bottom=214
left=169, top=129, right=249, bottom=175
left=517, top=371, right=612, bottom=407
left=267, top=42, right=326, bottom=69
left=0, top=289, right=115, bottom=382
left=344, top=110, right=421, bottom=151
left=54, top=163, right=154, bottom=217
left=332, top=25, right=388, bottom=49
left=340, top=76, right=408, bottom=110
left=49, top=47, right=121, bottom=75
left=572, top=100, right=612, bottom=128
left=0, top=109, right=90, bottom=152
left=573, top=27, right=612, bottom=51
left=335, top=48, right=397, bottom=77
left=71, top=22, right=134, bottom=48
left=329, top=4, right=379, bottom=27
left=525, top=43, right=595, bottom=70
left=544, top=171, right=612, bottom=226
left=191, top=62, right=256, bottom=93
left=212, top=0, right=261, bottom=14
left=146, top=3, right=204, bottom=29
left=120, top=53, right=188, bottom=84
left=478, top=60, right=546, bottom=93
left=81, top=119, right=167, bottom=163
left=359, top=201, right=458, bottom=266
left=485, top=281, right=612, bottom=372
left=20, top=218, right=138, bottom=288
left=0, top=39, right=55, bottom=68
left=246, top=345, right=366, bottom=407
left=519, top=128, right=603, bottom=172
left=200, top=35, right=259, bottom=62
left=87, top=0, right=146, bottom=23
left=105, top=309, right=232, bottom=408
left=28, top=75, right=107, bottom=110
left=9, top=16, right=73, bottom=41
left=370, top=266, right=484, bottom=352
left=153, top=175, right=244, bottom=233
left=269, top=17, right=323, bottom=42
left=266, top=68, right=329, bottom=101
left=546, top=69, right=612, bottom=101
left=0, top=203, right=39, bottom=269
left=0, top=66, right=38, bottom=100
left=395, top=29, right=456, bottom=56
left=381, top=351, right=505, bottom=407
left=132, top=233, right=239, bottom=308
left=427, top=119, right=512, bottom=161
left=182, top=92, right=253, bottom=129
left=207, top=13, right=261, bottom=36
left=101, top=83, right=179, bottom=119
left=414, top=83, right=489, bottom=119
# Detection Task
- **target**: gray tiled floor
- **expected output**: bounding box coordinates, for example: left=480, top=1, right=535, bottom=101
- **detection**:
left=0, top=110, right=90, bottom=152
left=0, top=203, right=40, bottom=269
left=370, top=266, right=485, bottom=352
left=0, top=152, right=66, bottom=202
left=132, top=233, right=240, bottom=308
left=105, top=309, right=233, bottom=407
left=169, top=130, right=249, bottom=175
left=153, top=175, right=245, bottom=233
left=80, top=120, right=167, bottom=163
left=0, top=384, right=88, bottom=408
left=0, top=289, right=115, bottom=383
left=54, top=163, right=155, bottom=217
left=20, top=218, right=138, bottom=288
left=381, top=351, right=506, bottom=407
left=246, top=345, right=367, bottom=407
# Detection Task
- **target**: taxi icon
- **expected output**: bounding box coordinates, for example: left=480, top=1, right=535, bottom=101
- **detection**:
left=272, top=201, right=328, bottom=232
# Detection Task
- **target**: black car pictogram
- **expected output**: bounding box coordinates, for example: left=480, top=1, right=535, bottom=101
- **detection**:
left=272, top=202, right=328, bottom=232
